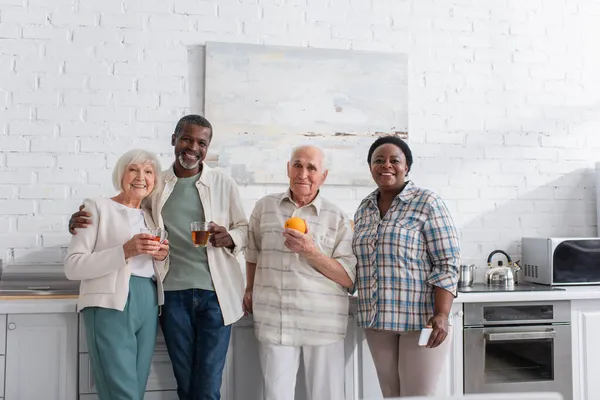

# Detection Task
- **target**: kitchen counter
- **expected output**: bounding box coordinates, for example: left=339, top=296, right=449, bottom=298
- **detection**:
left=3, top=286, right=600, bottom=314
left=455, top=285, right=600, bottom=303
left=1, top=281, right=599, bottom=400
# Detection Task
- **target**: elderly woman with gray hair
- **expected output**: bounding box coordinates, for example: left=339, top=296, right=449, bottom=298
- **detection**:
left=65, top=149, right=169, bottom=400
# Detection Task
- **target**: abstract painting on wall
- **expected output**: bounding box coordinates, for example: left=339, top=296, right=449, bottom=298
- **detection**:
left=204, top=42, right=408, bottom=185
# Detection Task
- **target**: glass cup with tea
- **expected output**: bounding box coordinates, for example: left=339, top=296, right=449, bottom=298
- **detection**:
left=191, top=221, right=211, bottom=247
left=140, top=227, right=168, bottom=243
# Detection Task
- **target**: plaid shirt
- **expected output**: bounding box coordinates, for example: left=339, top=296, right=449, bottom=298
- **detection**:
left=352, top=181, right=460, bottom=332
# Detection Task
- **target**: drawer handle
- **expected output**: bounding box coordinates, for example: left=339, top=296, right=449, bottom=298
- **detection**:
left=8, top=323, right=16, bottom=330
left=484, top=330, right=556, bottom=341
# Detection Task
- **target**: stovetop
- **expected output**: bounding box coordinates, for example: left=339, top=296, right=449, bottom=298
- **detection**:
left=458, top=283, right=566, bottom=293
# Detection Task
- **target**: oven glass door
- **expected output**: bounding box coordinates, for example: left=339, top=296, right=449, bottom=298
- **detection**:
left=464, top=324, right=572, bottom=399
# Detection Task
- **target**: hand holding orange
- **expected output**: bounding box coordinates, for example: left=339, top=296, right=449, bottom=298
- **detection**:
left=284, top=216, right=307, bottom=234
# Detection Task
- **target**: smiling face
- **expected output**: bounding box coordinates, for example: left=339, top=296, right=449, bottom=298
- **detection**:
left=369, top=143, right=409, bottom=191
left=287, top=146, right=328, bottom=202
left=171, top=123, right=211, bottom=172
left=121, top=162, right=156, bottom=201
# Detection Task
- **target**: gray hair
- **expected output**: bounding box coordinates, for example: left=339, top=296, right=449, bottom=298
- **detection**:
left=289, top=145, right=328, bottom=171
left=112, top=149, right=162, bottom=195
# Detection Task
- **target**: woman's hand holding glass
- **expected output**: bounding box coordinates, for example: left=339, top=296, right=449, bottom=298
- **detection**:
left=123, top=233, right=162, bottom=260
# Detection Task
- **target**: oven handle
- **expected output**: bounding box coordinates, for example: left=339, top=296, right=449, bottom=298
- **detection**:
left=484, top=329, right=556, bottom=341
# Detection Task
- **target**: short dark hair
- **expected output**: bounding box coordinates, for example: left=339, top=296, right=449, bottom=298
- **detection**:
left=366, top=136, right=413, bottom=173
left=173, top=114, right=213, bottom=139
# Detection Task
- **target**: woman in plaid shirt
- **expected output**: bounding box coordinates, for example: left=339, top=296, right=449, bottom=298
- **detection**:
left=352, top=136, right=461, bottom=397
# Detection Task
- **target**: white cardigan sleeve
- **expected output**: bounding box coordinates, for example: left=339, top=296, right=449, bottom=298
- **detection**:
left=64, top=198, right=127, bottom=281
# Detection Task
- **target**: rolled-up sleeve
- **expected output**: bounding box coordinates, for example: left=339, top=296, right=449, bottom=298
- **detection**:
left=424, top=198, right=461, bottom=296
left=332, top=214, right=357, bottom=284
left=244, top=201, right=262, bottom=264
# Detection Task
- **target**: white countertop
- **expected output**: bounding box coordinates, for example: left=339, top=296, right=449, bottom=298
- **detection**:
left=456, top=285, right=600, bottom=303
left=3, top=285, right=600, bottom=314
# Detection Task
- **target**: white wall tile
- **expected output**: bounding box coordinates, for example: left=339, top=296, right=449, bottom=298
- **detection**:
left=0, top=0, right=599, bottom=265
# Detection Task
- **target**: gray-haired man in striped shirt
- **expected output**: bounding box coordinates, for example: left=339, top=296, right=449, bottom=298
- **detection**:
left=244, top=144, right=357, bottom=400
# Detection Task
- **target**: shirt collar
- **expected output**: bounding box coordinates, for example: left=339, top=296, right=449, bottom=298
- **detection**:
left=280, top=189, right=322, bottom=216
left=164, top=162, right=212, bottom=187
left=366, top=180, right=417, bottom=207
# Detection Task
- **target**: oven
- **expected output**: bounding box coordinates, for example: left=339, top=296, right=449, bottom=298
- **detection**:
left=463, top=301, right=572, bottom=400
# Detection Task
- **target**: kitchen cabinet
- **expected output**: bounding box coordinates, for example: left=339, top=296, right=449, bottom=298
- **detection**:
left=436, top=303, right=464, bottom=396
left=0, top=314, right=6, bottom=355
left=0, top=314, right=5, bottom=399
left=4, top=313, right=77, bottom=400
left=223, top=304, right=463, bottom=400
left=79, top=351, right=178, bottom=394
left=571, top=299, right=600, bottom=400
left=0, top=300, right=463, bottom=400
left=0, top=355, right=5, bottom=399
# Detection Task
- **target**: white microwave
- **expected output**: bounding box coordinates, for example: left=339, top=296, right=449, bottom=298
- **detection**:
left=521, top=237, right=600, bottom=285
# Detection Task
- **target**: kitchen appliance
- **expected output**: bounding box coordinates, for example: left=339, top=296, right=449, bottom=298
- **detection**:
left=459, top=264, right=475, bottom=287
left=485, top=250, right=521, bottom=287
left=485, top=265, right=516, bottom=287
left=0, top=263, right=79, bottom=296
left=521, top=237, right=600, bottom=285
left=463, top=301, right=572, bottom=399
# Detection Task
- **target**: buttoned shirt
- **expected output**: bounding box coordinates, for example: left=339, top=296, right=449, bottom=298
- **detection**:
left=149, top=164, right=249, bottom=326
left=352, top=181, right=460, bottom=332
left=245, top=190, right=357, bottom=346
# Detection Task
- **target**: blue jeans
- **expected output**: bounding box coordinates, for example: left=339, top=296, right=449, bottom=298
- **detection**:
left=160, top=289, right=232, bottom=400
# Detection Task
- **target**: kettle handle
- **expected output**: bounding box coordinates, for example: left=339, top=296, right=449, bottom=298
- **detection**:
left=487, top=250, right=512, bottom=266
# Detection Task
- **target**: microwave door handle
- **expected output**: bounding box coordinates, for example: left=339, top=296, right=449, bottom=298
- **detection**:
left=484, top=329, right=556, bottom=341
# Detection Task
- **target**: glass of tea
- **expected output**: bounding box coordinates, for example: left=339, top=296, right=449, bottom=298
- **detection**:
left=191, top=221, right=211, bottom=247
left=140, top=228, right=168, bottom=243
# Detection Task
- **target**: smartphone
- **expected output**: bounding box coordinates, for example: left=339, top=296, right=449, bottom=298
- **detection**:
left=418, top=327, right=433, bottom=347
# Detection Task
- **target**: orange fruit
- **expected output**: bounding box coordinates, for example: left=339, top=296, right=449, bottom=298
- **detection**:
left=284, top=216, right=307, bottom=233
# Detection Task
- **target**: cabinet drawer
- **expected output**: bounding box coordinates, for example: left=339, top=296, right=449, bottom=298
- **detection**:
left=0, top=355, right=4, bottom=397
left=146, top=351, right=177, bottom=391
left=80, top=391, right=178, bottom=400
left=79, top=316, right=167, bottom=353
left=0, top=315, right=5, bottom=355
left=79, top=350, right=176, bottom=394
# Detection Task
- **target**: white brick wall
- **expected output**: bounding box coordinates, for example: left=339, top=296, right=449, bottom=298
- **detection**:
left=1, top=0, right=600, bottom=267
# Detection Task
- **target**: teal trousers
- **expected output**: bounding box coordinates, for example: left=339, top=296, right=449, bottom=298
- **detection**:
left=82, top=276, right=159, bottom=400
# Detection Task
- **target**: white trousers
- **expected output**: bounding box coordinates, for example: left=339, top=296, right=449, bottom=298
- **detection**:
left=258, top=340, right=345, bottom=400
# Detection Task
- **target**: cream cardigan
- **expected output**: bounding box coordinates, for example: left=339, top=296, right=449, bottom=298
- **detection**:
left=65, top=197, right=166, bottom=312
